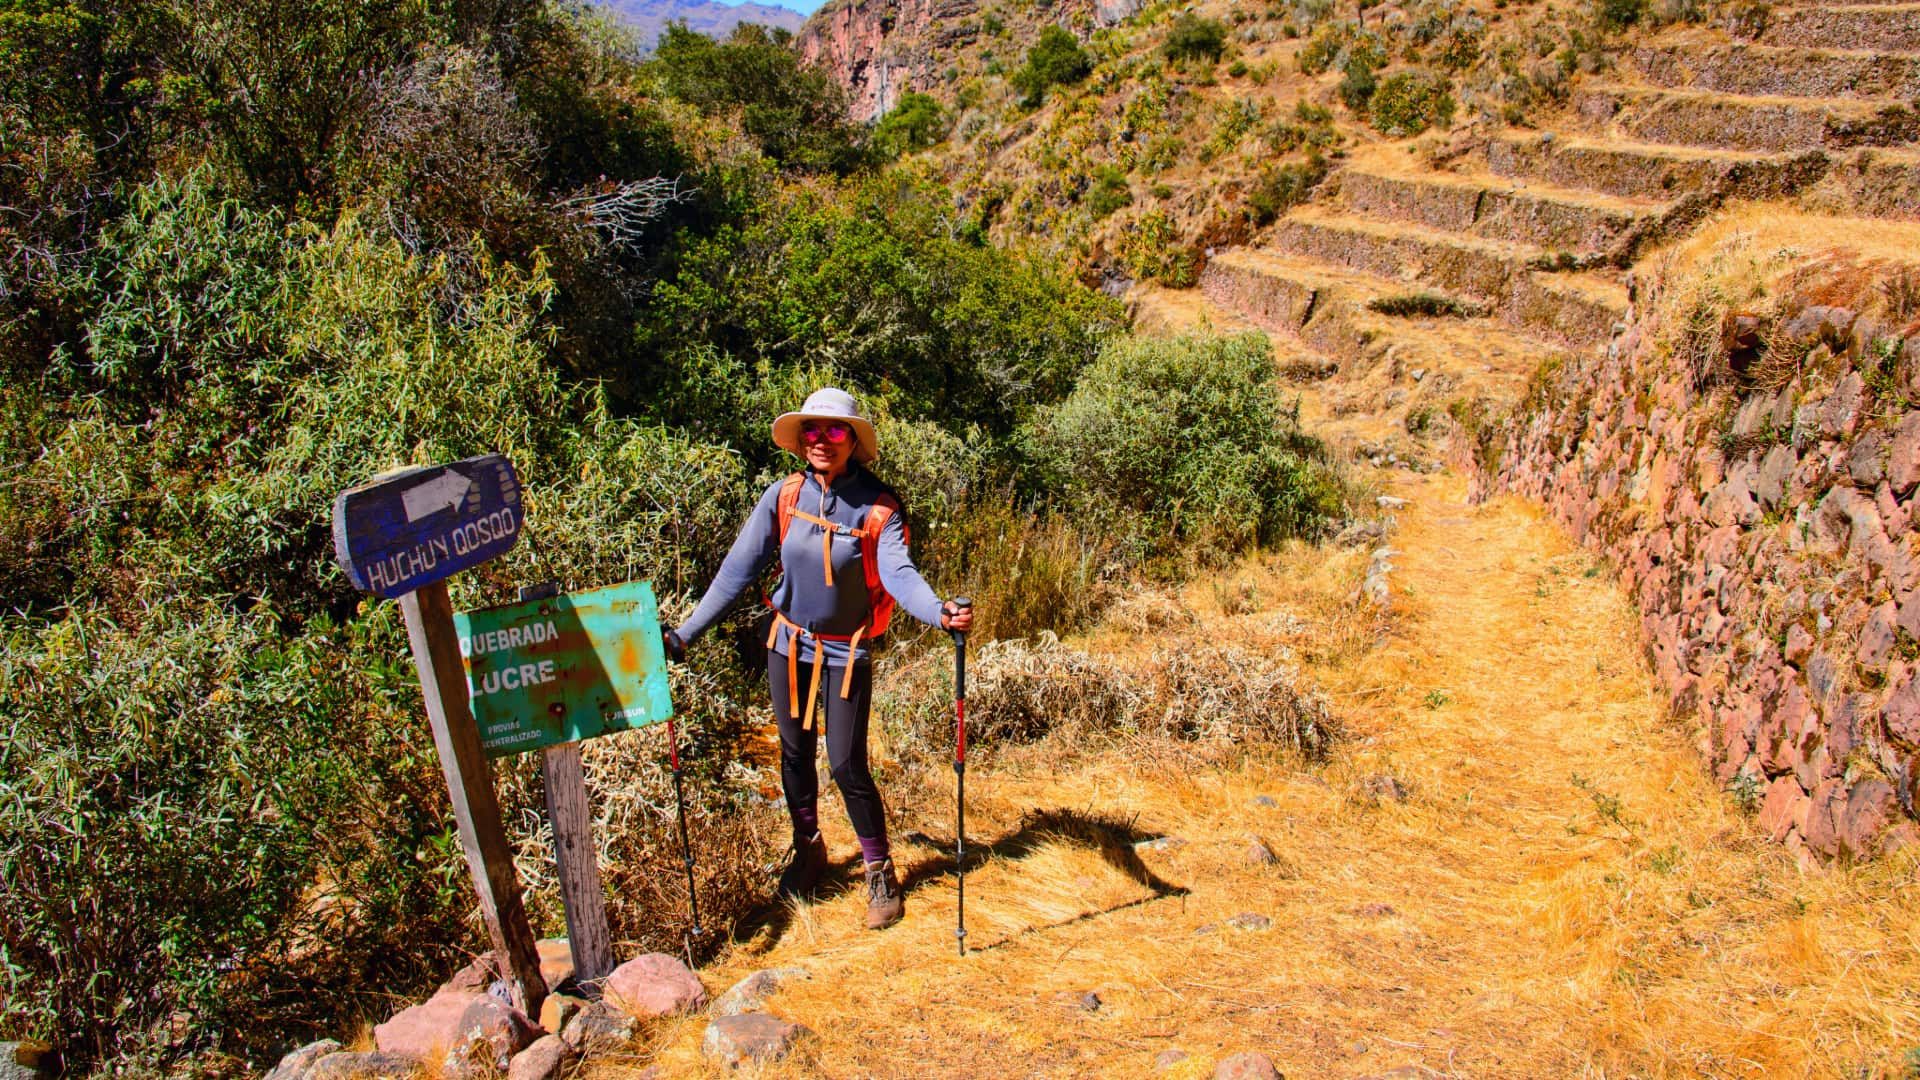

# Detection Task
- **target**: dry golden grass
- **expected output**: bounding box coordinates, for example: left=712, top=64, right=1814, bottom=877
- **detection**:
left=582, top=470, right=1920, bottom=1079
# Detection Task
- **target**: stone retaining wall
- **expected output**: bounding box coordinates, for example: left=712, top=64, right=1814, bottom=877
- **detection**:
left=1476, top=253, right=1920, bottom=860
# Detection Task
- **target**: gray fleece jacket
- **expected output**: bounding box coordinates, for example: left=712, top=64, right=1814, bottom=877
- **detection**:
left=673, top=466, right=946, bottom=664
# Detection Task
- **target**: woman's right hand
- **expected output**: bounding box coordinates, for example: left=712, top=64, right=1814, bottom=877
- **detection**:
left=662, top=627, right=686, bottom=663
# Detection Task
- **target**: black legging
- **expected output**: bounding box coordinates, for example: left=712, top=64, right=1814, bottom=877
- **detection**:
left=767, top=650, right=886, bottom=845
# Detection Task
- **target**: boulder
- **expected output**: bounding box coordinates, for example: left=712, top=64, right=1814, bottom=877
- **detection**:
left=374, top=992, right=538, bottom=1073
left=536, top=939, right=575, bottom=992
left=538, top=993, right=586, bottom=1036
left=507, top=1036, right=573, bottom=1080
left=1890, top=412, right=1920, bottom=493
left=436, top=956, right=496, bottom=998
left=1887, top=669, right=1920, bottom=744
left=309, top=1054, right=420, bottom=1080
left=561, top=1001, right=637, bottom=1054
left=1840, top=780, right=1897, bottom=857
left=1859, top=603, right=1900, bottom=666
left=1, top=1044, right=55, bottom=1080
left=264, top=1040, right=342, bottom=1080
left=1802, top=778, right=1849, bottom=857
left=711, top=968, right=811, bottom=1018
left=702, top=1013, right=811, bottom=1068
left=1215, top=1051, right=1282, bottom=1080
left=604, top=953, right=708, bottom=1019
left=1362, top=773, right=1409, bottom=802
left=1156, top=1049, right=1191, bottom=1070
left=1245, top=838, right=1279, bottom=866
left=1848, top=429, right=1887, bottom=488
left=1757, top=776, right=1810, bottom=842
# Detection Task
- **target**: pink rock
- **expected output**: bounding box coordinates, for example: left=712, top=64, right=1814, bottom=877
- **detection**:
left=1880, top=822, right=1920, bottom=855
left=1886, top=667, right=1920, bottom=744
left=1214, top=1053, right=1282, bottom=1080
left=1889, top=412, right=1920, bottom=494
left=374, top=993, right=538, bottom=1076
left=1785, top=623, right=1814, bottom=665
left=1900, top=592, right=1920, bottom=641
left=604, top=954, right=708, bottom=1019
left=1840, top=780, right=1897, bottom=858
left=1860, top=603, right=1900, bottom=666
left=507, top=1036, right=573, bottom=1080
left=1802, top=778, right=1849, bottom=857
left=1758, top=776, right=1811, bottom=842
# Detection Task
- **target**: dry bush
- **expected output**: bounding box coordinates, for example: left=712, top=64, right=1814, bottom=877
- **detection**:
left=879, top=633, right=1340, bottom=767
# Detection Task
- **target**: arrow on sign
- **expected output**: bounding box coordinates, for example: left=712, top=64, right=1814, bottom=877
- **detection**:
left=403, top=471, right=476, bottom=522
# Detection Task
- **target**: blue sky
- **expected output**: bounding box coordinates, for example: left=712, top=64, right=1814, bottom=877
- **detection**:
left=742, top=0, right=823, bottom=12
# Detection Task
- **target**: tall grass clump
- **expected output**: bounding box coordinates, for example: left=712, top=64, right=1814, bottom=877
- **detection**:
left=1023, top=332, right=1348, bottom=569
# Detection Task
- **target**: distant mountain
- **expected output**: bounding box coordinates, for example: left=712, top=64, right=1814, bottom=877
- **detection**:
left=602, top=0, right=806, bottom=47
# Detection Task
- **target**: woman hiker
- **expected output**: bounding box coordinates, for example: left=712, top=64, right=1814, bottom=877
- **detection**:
left=661, top=388, right=975, bottom=930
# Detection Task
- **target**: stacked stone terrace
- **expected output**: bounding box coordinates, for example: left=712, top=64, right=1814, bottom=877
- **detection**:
left=1194, top=0, right=1920, bottom=437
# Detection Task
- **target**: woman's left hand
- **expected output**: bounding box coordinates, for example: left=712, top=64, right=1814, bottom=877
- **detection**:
left=941, top=601, right=974, bottom=632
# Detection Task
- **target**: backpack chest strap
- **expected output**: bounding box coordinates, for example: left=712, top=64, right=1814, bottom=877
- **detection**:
left=788, top=507, right=868, bottom=588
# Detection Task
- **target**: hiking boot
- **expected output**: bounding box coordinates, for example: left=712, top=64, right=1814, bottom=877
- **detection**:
left=777, top=832, right=828, bottom=899
left=864, top=858, right=904, bottom=930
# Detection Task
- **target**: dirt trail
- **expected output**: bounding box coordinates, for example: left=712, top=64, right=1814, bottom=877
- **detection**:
left=609, top=470, right=1917, bottom=1078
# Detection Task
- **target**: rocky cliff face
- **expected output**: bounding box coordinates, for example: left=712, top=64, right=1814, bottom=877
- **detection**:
left=797, top=0, right=1124, bottom=122
left=1480, top=238, right=1920, bottom=862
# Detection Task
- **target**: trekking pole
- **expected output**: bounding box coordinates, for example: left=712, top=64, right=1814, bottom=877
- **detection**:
left=666, top=715, right=704, bottom=967
left=949, top=598, right=973, bottom=957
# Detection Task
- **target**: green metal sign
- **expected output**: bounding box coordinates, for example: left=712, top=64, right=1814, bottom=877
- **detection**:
left=453, top=580, right=674, bottom=759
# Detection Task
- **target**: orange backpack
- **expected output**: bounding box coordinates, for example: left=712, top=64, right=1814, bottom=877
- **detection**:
left=772, top=470, right=905, bottom=637
left=765, top=472, right=907, bottom=728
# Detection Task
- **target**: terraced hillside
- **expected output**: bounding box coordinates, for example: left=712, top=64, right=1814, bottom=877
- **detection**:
left=1172, top=0, right=1920, bottom=451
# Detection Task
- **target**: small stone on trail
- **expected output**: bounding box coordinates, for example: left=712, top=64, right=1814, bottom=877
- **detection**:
left=1362, top=774, right=1410, bottom=802
left=1133, top=835, right=1186, bottom=853
left=1079, top=991, right=1103, bottom=1011
left=538, top=993, right=586, bottom=1037
left=1245, top=838, right=1278, bottom=865
left=605, top=953, right=709, bottom=1018
left=1377, top=496, right=1409, bottom=510
left=1225, top=912, right=1272, bottom=931
left=1351, top=1040, right=1369, bottom=1054
left=1215, top=1051, right=1282, bottom=1079
left=506, top=1036, right=573, bottom=1080
left=1353, top=902, right=1397, bottom=918
left=1253, top=794, right=1278, bottom=808
left=561, top=1001, right=637, bottom=1053
left=1156, top=1049, right=1191, bottom=1069
left=264, top=1040, right=340, bottom=1080
left=308, top=1053, right=419, bottom=1080
left=712, top=967, right=811, bottom=1017
left=702, top=1012, right=811, bottom=1067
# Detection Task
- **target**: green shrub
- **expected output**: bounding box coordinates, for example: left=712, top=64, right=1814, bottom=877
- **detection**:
left=651, top=23, right=870, bottom=173
left=1369, top=69, right=1454, bottom=135
left=1368, top=291, right=1473, bottom=317
left=1118, top=209, right=1196, bottom=286
left=1595, top=0, right=1648, bottom=31
left=1337, top=56, right=1379, bottom=112
left=1024, top=333, right=1346, bottom=562
left=1163, top=14, right=1229, bottom=64
left=1247, top=152, right=1328, bottom=225
left=1086, top=164, right=1134, bottom=218
left=875, top=91, right=947, bottom=156
left=0, top=602, right=474, bottom=1069
left=1012, top=25, right=1093, bottom=106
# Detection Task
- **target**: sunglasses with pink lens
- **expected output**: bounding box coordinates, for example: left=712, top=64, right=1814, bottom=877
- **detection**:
left=800, top=422, right=852, bottom=445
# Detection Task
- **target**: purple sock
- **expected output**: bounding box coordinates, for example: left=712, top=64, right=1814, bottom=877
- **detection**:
left=792, top=804, right=819, bottom=843
left=856, top=833, right=890, bottom=865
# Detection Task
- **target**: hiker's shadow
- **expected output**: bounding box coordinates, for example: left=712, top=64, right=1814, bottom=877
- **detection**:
left=729, top=808, right=1188, bottom=955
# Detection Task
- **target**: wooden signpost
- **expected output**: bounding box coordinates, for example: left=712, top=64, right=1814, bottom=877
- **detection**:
left=333, top=455, right=678, bottom=1010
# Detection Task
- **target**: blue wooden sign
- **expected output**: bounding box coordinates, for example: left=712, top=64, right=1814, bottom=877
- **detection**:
left=333, top=454, right=523, bottom=598
left=453, top=580, right=675, bottom=758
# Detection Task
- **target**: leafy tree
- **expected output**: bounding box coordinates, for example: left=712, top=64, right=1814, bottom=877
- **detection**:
left=650, top=22, right=868, bottom=174
left=875, top=91, right=946, bottom=156
left=1369, top=69, right=1455, bottom=135
left=1162, top=14, right=1228, bottom=64
left=1011, top=24, right=1091, bottom=107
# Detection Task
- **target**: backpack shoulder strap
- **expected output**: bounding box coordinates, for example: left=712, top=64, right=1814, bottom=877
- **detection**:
left=775, top=472, right=805, bottom=543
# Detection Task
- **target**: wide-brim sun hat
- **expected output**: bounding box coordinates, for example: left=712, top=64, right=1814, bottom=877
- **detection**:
left=772, top=387, right=879, bottom=464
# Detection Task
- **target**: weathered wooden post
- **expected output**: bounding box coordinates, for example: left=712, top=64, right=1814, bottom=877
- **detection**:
left=333, top=454, right=547, bottom=1016
left=518, top=581, right=615, bottom=988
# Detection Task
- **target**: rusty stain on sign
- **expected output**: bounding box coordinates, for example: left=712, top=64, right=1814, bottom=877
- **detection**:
left=453, top=580, right=674, bottom=758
